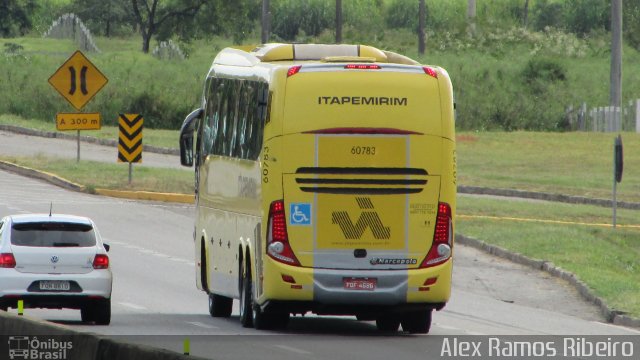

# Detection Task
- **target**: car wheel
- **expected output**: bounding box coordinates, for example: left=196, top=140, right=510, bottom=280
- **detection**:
left=400, top=309, right=432, bottom=334
left=93, top=299, right=111, bottom=326
left=239, top=260, right=253, bottom=328
left=376, top=315, right=401, bottom=332
left=208, top=293, right=233, bottom=317
left=80, top=306, right=95, bottom=323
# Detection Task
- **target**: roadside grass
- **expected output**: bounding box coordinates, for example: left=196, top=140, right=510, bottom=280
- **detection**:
left=456, top=131, right=640, bottom=203
left=0, top=154, right=193, bottom=194
left=0, top=114, right=179, bottom=149
left=457, top=195, right=640, bottom=318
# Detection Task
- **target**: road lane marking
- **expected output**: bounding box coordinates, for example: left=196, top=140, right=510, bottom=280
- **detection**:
left=118, top=302, right=148, bottom=311
left=459, top=214, right=640, bottom=229
left=103, top=238, right=193, bottom=265
left=187, top=321, right=220, bottom=329
left=273, top=345, right=312, bottom=355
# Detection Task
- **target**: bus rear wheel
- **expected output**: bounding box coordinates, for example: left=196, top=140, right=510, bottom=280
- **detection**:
left=376, top=315, right=400, bottom=332
left=209, top=293, right=233, bottom=317
left=253, top=306, right=289, bottom=330
left=401, top=309, right=432, bottom=334
left=239, top=259, right=253, bottom=328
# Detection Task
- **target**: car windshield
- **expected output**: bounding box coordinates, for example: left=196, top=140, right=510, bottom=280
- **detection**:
left=11, top=222, right=96, bottom=247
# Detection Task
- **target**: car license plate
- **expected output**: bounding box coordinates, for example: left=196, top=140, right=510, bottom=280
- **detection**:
left=343, top=277, right=376, bottom=291
left=39, top=281, right=70, bottom=291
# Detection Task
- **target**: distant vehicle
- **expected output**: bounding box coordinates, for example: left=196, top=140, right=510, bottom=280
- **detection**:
left=180, top=43, right=456, bottom=333
left=0, top=214, right=112, bottom=325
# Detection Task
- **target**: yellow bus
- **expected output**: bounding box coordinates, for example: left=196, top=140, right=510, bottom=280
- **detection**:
left=179, top=43, right=456, bottom=333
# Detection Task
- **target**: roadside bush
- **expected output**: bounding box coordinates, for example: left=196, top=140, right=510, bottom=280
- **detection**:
left=522, top=58, right=567, bottom=84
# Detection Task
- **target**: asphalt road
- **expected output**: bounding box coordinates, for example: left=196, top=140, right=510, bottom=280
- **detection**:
left=0, top=130, right=184, bottom=170
left=0, top=169, right=638, bottom=359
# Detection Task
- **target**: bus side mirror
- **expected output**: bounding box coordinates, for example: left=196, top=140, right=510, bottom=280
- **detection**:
left=180, top=134, right=194, bottom=167
left=180, top=108, right=203, bottom=167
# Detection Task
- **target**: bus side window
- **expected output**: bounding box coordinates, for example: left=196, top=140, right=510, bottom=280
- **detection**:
left=201, top=78, right=217, bottom=158
left=248, top=83, right=268, bottom=160
left=233, top=81, right=251, bottom=159
left=238, top=81, right=254, bottom=159
left=226, top=80, right=241, bottom=157
left=212, top=79, right=229, bottom=156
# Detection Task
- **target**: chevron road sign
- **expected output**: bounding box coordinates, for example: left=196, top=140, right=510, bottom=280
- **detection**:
left=118, top=114, right=143, bottom=163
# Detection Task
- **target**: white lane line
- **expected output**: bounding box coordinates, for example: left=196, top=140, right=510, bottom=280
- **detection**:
left=103, top=238, right=193, bottom=265
left=118, top=302, right=148, bottom=311
left=273, top=345, right=313, bottom=355
left=187, top=321, right=220, bottom=329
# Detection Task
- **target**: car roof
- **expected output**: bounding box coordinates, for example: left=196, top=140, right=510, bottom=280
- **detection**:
left=8, top=214, right=94, bottom=226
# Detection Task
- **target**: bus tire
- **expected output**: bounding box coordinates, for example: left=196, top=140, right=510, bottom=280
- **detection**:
left=376, top=315, right=400, bottom=332
left=209, top=293, right=233, bottom=317
left=400, top=309, right=432, bottom=334
left=239, top=259, right=253, bottom=328
left=200, top=239, right=209, bottom=292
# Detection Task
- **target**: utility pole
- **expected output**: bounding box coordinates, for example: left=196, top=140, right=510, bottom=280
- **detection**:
left=610, top=0, right=622, bottom=131
left=336, top=0, right=343, bottom=43
left=418, top=0, right=426, bottom=55
left=261, top=0, right=271, bottom=44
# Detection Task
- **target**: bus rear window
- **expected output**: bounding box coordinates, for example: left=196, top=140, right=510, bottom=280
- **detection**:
left=11, top=222, right=96, bottom=247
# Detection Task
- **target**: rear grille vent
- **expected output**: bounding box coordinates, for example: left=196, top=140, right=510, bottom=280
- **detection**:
left=295, top=167, right=428, bottom=195
left=296, top=167, right=427, bottom=175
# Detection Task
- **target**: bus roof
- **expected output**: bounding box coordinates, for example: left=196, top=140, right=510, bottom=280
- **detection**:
left=212, top=43, right=421, bottom=68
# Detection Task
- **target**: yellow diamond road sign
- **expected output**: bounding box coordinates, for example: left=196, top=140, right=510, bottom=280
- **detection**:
left=48, top=50, right=108, bottom=110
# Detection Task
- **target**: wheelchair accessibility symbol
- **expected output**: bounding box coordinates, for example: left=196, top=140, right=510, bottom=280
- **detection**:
left=290, top=203, right=311, bottom=226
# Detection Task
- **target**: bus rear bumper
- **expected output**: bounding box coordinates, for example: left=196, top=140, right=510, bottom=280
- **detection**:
left=261, top=259, right=451, bottom=315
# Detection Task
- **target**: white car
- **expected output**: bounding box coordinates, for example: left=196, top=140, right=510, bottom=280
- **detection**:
left=0, top=214, right=112, bottom=325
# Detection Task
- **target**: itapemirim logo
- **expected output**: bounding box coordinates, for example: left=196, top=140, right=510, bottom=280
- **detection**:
left=331, top=197, right=391, bottom=240
left=8, top=336, right=72, bottom=360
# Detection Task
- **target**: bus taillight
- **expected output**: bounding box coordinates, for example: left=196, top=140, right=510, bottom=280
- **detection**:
left=423, top=66, right=438, bottom=79
left=287, top=66, right=302, bottom=77
left=420, top=202, right=452, bottom=268
left=267, top=200, right=301, bottom=266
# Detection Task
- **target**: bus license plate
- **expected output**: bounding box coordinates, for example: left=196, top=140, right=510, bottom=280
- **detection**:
left=39, top=281, right=70, bottom=291
left=343, top=278, right=376, bottom=291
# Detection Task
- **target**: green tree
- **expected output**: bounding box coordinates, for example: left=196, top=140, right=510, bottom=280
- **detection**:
left=0, top=0, right=38, bottom=37
left=71, top=0, right=132, bottom=37
left=130, top=0, right=206, bottom=53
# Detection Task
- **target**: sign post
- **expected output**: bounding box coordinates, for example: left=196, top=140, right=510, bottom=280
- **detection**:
left=48, top=50, right=108, bottom=161
left=613, top=134, right=623, bottom=228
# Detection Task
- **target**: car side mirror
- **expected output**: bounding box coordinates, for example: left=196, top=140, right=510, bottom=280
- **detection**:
left=104, top=243, right=110, bottom=252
